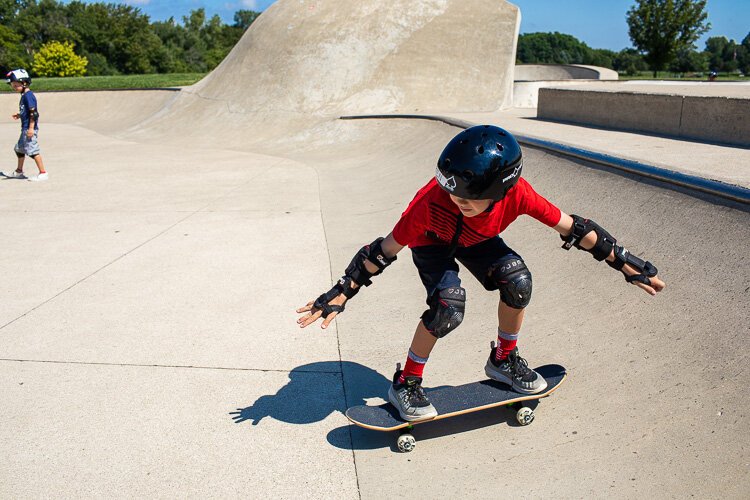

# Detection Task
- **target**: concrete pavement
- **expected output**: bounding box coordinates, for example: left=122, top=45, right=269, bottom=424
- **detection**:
left=1, top=0, right=748, bottom=497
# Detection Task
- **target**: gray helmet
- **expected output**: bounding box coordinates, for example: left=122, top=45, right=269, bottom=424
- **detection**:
left=436, top=125, right=523, bottom=201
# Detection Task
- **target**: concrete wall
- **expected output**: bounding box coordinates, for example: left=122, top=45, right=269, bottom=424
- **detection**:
left=680, top=96, right=750, bottom=147
left=538, top=87, right=750, bottom=147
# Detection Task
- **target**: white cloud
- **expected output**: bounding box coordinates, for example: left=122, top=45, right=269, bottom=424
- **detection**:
left=241, top=0, right=259, bottom=9
left=124, top=0, right=151, bottom=5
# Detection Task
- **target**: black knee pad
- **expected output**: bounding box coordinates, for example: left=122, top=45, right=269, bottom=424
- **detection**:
left=421, top=286, right=465, bottom=338
left=489, top=256, right=532, bottom=309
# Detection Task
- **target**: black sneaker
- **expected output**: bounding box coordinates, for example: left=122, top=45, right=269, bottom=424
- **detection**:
left=387, top=368, right=438, bottom=422
left=485, top=345, right=548, bottom=394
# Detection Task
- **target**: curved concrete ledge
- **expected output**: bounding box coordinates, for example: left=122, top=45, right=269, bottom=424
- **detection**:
left=515, top=64, right=618, bottom=81
left=340, top=113, right=750, bottom=205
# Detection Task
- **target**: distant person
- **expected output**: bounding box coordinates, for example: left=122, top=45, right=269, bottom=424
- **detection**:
left=296, top=125, right=666, bottom=421
left=2, top=69, right=48, bottom=181
left=708, top=71, right=718, bottom=81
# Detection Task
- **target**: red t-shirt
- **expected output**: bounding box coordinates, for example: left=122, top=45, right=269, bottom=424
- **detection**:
left=392, top=177, right=561, bottom=248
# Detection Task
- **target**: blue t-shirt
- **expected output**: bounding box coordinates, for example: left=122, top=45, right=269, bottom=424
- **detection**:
left=19, top=91, right=39, bottom=131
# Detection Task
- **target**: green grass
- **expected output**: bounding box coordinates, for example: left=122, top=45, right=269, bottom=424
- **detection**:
left=618, top=71, right=749, bottom=81
left=0, top=73, right=206, bottom=92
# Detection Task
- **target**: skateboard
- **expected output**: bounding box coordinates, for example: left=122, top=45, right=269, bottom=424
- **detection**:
left=345, top=364, right=567, bottom=452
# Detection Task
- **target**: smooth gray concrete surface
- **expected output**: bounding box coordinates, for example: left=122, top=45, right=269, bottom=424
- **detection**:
left=1, top=363, right=356, bottom=497
left=2, top=0, right=749, bottom=497
left=538, top=83, right=750, bottom=146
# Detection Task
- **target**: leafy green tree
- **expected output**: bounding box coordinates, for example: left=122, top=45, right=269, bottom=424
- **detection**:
left=704, top=36, right=744, bottom=73
left=233, top=9, right=260, bottom=31
left=589, top=48, right=616, bottom=68
left=66, top=2, right=164, bottom=74
left=0, top=0, right=258, bottom=75
left=627, top=0, right=710, bottom=77
left=669, top=48, right=708, bottom=73
left=740, top=33, right=750, bottom=74
left=32, top=39, right=87, bottom=76
left=612, top=48, right=648, bottom=75
left=517, top=32, right=617, bottom=68
left=151, top=17, right=189, bottom=73
left=0, top=23, right=29, bottom=69
left=517, top=32, right=588, bottom=64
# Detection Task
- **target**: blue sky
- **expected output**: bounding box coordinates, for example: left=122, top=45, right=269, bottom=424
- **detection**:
left=120, top=0, right=748, bottom=51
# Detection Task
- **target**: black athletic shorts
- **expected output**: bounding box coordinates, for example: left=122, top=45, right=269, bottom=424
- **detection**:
left=411, top=236, right=521, bottom=296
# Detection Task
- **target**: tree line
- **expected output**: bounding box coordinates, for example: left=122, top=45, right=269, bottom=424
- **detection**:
left=0, top=0, right=258, bottom=76
left=519, top=0, right=749, bottom=76
left=517, top=31, right=750, bottom=75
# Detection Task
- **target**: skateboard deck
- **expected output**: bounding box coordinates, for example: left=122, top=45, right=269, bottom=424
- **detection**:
left=346, top=364, right=566, bottom=436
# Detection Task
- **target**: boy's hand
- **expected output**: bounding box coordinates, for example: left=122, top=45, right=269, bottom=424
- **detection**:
left=296, top=293, right=347, bottom=329
left=623, top=263, right=666, bottom=296
left=11, top=113, right=19, bottom=120
left=25, top=128, right=34, bottom=139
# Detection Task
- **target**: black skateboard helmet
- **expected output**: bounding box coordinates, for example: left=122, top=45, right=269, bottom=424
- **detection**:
left=436, top=125, right=523, bottom=201
left=6, top=68, right=31, bottom=86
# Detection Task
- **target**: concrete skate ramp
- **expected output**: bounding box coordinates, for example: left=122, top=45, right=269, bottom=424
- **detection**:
left=188, top=0, right=520, bottom=115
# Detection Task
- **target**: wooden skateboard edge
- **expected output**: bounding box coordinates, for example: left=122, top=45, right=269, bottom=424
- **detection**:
left=346, top=371, right=568, bottom=432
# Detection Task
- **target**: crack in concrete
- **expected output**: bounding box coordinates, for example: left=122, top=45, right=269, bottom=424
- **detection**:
left=0, top=358, right=342, bottom=374
left=307, top=160, right=363, bottom=500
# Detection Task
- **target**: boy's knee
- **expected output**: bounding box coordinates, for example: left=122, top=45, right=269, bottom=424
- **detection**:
left=422, top=286, right=466, bottom=338
left=488, top=256, right=532, bottom=309
left=15, top=152, right=24, bottom=158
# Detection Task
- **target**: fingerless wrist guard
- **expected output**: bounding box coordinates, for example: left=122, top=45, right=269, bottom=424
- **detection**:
left=561, top=214, right=658, bottom=286
left=312, top=238, right=398, bottom=318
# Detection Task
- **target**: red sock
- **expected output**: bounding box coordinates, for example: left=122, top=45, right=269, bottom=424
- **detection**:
left=398, top=349, right=428, bottom=383
left=495, top=328, right=519, bottom=362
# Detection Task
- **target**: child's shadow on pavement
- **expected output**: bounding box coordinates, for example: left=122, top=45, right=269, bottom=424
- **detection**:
left=230, top=361, right=389, bottom=426
left=230, top=360, right=517, bottom=451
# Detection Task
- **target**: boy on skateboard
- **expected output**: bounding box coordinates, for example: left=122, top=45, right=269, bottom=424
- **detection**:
left=2, top=69, right=48, bottom=181
left=297, top=125, right=665, bottom=421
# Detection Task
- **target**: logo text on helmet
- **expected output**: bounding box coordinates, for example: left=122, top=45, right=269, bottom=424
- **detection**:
left=435, top=167, right=456, bottom=192
left=502, top=162, right=522, bottom=183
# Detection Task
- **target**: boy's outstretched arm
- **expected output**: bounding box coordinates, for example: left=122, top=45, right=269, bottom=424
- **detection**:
left=554, top=212, right=666, bottom=296
left=296, top=233, right=404, bottom=329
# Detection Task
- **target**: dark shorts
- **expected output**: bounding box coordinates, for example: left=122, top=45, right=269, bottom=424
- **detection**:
left=411, top=236, right=521, bottom=297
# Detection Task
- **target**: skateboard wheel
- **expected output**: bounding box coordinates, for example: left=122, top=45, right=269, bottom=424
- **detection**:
left=396, top=433, right=416, bottom=453
left=516, top=407, right=534, bottom=426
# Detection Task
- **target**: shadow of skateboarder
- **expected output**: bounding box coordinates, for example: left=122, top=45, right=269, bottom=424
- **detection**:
left=230, top=361, right=390, bottom=426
